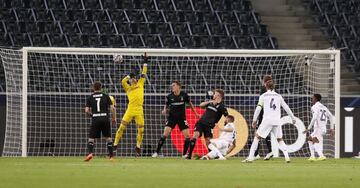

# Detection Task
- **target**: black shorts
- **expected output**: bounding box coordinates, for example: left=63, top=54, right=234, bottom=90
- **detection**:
left=194, top=121, right=213, bottom=138
left=89, top=117, right=111, bottom=138
left=165, top=118, right=189, bottom=131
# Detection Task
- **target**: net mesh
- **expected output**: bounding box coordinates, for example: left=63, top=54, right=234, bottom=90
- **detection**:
left=0, top=48, right=336, bottom=157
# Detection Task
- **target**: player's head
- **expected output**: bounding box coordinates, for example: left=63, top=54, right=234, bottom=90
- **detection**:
left=312, top=93, right=322, bottom=104
left=171, top=80, right=181, bottom=93
left=263, top=75, right=274, bottom=90
left=129, top=72, right=138, bottom=85
left=225, top=115, right=235, bottom=124
left=93, top=81, right=102, bottom=92
left=213, top=89, right=225, bottom=101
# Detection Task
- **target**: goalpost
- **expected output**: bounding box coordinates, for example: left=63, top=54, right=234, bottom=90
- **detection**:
left=0, top=47, right=340, bottom=158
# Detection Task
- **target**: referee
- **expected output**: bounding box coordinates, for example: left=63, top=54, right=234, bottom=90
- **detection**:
left=84, top=81, right=116, bottom=161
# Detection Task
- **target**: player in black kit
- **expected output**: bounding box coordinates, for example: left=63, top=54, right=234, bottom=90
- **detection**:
left=186, top=89, right=228, bottom=159
left=152, top=81, right=200, bottom=158
left=84, top=81, right=116, bottom=162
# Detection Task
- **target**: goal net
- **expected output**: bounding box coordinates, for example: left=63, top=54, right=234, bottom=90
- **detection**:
left=0, top=48, right=340, bottom=158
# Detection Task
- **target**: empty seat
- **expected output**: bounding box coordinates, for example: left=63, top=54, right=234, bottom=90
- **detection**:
left=84, top=10, right=110, bottom=21
left=147, top=22, right=171, bottom=35
left=143, top=35, right=162, bottom=48
left=107, top=34, right=126, bottom=47
left=78, top=21, right=99, bottom=34
left=33, top=9, right=54, bottom=21
left=46, top=0, right=65, bottom=9
left=11, top=33, right=31, bottom=46
left=157, top=0, right=175, bottom=10
left=15, top=9, right=35, bottom=22
left=217, top=11, right=238, bottom=24
left=29, top=33, right=49, bottom=46
left=189, top=23, right=208, bottom=35
left=115, top=22, right=131, bottom=34
left=126, top=10, right=146, bottom=22
left=0, top=33, right=13, bottom=46
left=36, top=21, right=61, bottom=33
left=173, top=0, right=192, bottom=11
left=108, top=10, right=128, bottom=23
left=124, top=34, right=145, bottom=47
left=207, top=23, right=227, bottom=35
left=145, top=10, right=165, bottom=23
left=60, top=21, right=81, bottom=34
left=161, top=35, right=181, bottom=48
left=83, top=0, right=101, bottom=9
left=192, top=0, right=211, bottom=11
left=0, top=9, right=18, bottom=21
left=171, top=23, right=190, bottom=35
left=64, top=0, right=84, bottom=9
left=48, top=34, right=68, bottom=46
left=195, top=11, right=218, bottom=23
left=97, top=22, right=117, bottom=34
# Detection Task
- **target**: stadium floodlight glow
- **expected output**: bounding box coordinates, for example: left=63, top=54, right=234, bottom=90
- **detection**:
left=0, top=47, right=340, bottom=158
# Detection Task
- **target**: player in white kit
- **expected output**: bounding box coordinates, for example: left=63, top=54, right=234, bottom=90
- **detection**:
left=243, top=75, right=296, bottom=163
left=303, top=94, right=334, bottom=161
left=201, top=115, right=236, bottom=160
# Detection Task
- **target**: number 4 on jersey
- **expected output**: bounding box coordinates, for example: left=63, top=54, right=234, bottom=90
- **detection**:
left=270, top=98, right=276, bottom=110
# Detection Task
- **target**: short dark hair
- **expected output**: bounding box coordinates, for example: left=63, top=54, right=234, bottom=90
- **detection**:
left=227, top=115, right=235, bottom=123
left=214, top=89, right=225, bottom=99
left=93, top=81, right=102, bottom=91
left=313, top=94, right=322, bottom=101
left=172, top=80, right=182, bottom=87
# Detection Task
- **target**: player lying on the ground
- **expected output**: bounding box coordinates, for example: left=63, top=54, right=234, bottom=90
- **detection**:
left=248, top=86, right=273, bottom=161
left=186, top=89, right=228, bottom=159
left=200, top=115, right=236, bottom=160
left=303, top=94, right=335, bottom=161
left=243, top=75, right=295, bottom=163
left=84, top=81, right=116, bottom=161
left=152, top=80, right=200, bottom=158
left=113, top=53, right=148, bottom=156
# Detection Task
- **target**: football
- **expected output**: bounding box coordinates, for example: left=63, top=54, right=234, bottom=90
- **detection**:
left=113, top=54, right=123, bottom=64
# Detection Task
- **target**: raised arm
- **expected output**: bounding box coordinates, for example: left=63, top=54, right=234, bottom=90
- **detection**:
left=199, top=100, right=212, bottom=108
left=138, top=63, right=148, bottom=86
left=121, top=75, right=131, bottom=92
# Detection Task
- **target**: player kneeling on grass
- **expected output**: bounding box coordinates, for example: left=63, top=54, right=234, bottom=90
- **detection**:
left=201, top=115, right=236, bottom=160
left=113, top=53, right=148, bottom=156
left=303, top=94, right=335, bottom=161
left=84, top=81, right=116, bottom=161
left=243, top=75, right=295, bottom=163
left=152, top=80, right=200, bottom=158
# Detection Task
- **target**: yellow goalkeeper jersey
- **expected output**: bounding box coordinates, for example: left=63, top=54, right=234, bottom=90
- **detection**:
left=121, top=64, right=147, bottom=110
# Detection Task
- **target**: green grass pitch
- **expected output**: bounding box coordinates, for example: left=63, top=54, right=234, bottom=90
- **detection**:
left=0, top=157, right=359, bottom=188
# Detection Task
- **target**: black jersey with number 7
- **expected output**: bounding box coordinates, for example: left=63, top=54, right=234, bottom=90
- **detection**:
left=86, top=92, right=112, bottom=118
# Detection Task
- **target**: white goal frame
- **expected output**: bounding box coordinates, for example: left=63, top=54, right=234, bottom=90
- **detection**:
left=13, top=47, right=341, bottom=158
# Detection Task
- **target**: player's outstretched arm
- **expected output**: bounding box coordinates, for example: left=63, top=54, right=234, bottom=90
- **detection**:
left=189, top=101, right=200, bottom=118
left=121, top=75, right=131, bottom=92
left=199, top=100, right=212, bottom=108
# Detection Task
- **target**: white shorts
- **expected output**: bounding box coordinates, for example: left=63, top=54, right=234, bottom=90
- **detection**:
left=256, top=123, right=283, bottom=139
left=210, top=138, right=231, bottom=155
left=311, top=128, right=326, bottom=140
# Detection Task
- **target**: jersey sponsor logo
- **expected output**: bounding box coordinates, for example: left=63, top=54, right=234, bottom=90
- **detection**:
left=207, top=106, right=218, bottom=112
left=171, top=102, right=185, bottom=106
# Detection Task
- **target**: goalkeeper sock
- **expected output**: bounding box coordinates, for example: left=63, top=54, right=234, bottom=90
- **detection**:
left=136, top=126, right=144, bottom=148
left=265, top=136, right=272, bottom=153
left=188, top=138, right=197, bottom=158
left=107, top=141, right=114, bottom=157
left=308, top=141, right=315, bottom=158
left=156, top=136, right=167, bottom=153
left=314, top=143, right=324, bottom=157
left=248, top=137, right=259, bottom=159
left=183, top=138, right=190, bottom=155
left=278, top=140, right=290, bottom=160
left=114, top=124, right=126, bottom=146
left=87, top=141, right=94, bottom=154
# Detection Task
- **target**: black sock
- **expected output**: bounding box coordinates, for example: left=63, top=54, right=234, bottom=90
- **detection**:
left=87, top=142, right=94, bottom=154
left=265, top=136, right=272, bottom=153
left=107, top=141, right=114, bottom=157
left=183, top=138, right=190, bottom=155
left=188, top=138, right=197, bottom=158
left=156, top=136, right=166, bottom=153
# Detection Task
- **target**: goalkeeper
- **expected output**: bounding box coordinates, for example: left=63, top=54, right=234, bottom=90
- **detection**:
left=113, top=53, right=148, bottom=156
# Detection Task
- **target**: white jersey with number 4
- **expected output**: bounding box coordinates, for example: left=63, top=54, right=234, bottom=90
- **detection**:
left=219, top=123, right=236, bottom=143
left=257, top=90, right=294, bottom=126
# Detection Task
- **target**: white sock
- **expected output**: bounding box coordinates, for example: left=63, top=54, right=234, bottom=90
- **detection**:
left=248, top=137, right=259, bottom=159
left=207, top=150, right=217, bottom=159
left=308, top=141, right=315, bottom=158
left=208, top=144, right=224, bottom=158
left=314, top=143, right=324, bottom=157
left=278, top=140, right=290, bottom=160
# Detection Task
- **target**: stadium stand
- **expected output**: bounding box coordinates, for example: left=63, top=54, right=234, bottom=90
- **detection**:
left=305, top=0, right=360, bottom=74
